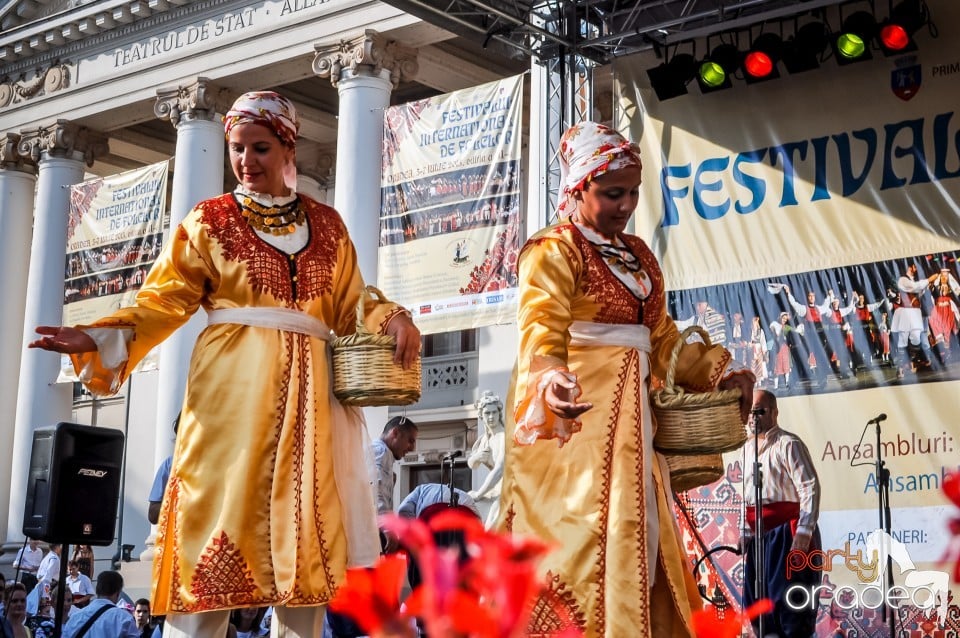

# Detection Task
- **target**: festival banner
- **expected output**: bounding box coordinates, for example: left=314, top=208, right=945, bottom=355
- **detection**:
left=616, top=0, right=960, bottom=630
left=378, top=75, right=524, bottom=335
left=59, top=161, right=169, bottom=381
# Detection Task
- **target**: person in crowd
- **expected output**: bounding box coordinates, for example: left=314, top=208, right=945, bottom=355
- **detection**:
left=3, top=583, right=29, bottom=638
left=147, top=413, right=179, bottom=525
left=676, top=299, right=728, bottom=346
left=397, top=483, right=480, bottom=519
left=927, top=265, right=960, bottom=364
left=134, top=598, right=153, bottom=638
left=25, top=543, right=61, bottom=616
left=71, top=545, right=95, bottom=580
left=24, top=584, right=73, bottom=638
left=892, top=263, right=937, bottom=378
left=849, top=292, right=887, bottom=369
left=466, top=391, right=506, bottom=526
left=61, top=571, right=139, bottom=638
left=783, top=286, right=837, bottom=382
left=29, top=90, right=420, bottom=638
left=742, top=389, right=821, bottom=638
left=12, top=539, right=42, bottom=592
left=496, top=122, right=754, bottom=637
left=371, top=417, right=419, bottom=552
left=35, top=544, right=61, bottom=591
left=749, top=315, right=769, bottom=385
left=229, top=607, right=269, bottom=637
left=65, top=561, right=95, bottom=608
left=822, top=294, right=856, bottom=378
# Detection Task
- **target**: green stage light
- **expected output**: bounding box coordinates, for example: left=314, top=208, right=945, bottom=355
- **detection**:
left=697, top=44, right=741, bottom=92
left=834, top=11, right=877, bottom=64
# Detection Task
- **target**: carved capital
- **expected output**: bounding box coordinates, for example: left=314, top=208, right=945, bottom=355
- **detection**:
left=313, top=29, right=418, bottom=89
left=18, top=120, right=109, bottom=167
left=0, top=62, right=74, bottom=111
left=0, top=133, right=37, bottom=173
left=155, top=77, right=230, bottom=128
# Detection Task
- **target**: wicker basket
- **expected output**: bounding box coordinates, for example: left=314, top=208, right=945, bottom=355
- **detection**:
left=652, top=325, right=746, bottom=455
left=332, top=286, right=421, bottom=407
left=665, top=453, right=725, bottom=492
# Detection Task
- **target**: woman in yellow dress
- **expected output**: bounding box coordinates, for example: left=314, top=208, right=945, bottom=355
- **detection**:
left=29, top=91, right=420, bottom=638
left=497, top=122, right=753, bottom=637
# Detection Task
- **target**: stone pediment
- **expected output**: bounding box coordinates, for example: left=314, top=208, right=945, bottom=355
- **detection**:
left=1, top=0, right=75, bottom=31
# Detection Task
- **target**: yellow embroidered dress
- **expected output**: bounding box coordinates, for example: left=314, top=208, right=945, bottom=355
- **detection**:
left=70, top=193, right=397, bottom=614
left=498, top=221, right=731, bottom=637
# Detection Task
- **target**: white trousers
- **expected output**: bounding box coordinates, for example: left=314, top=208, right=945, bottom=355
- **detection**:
left=163, top=606, right=326, bottom=638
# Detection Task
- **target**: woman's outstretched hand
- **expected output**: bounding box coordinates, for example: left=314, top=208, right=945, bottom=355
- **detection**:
left=386, top=313, right=421, bottom=369
left=545, top=373, right=593, bottom=420
left=29, top=326, right=97, bottom=354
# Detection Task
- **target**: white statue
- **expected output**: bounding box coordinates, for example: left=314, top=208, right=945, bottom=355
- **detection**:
left=467, top=391, right=505, bottom=527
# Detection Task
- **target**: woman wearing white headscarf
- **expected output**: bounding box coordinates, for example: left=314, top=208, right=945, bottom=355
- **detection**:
left=497, top=122, right=753, bottom=637
left=30, top=91, right=420, bottom=637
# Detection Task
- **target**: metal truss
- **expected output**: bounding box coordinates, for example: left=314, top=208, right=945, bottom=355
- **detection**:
left=382, top=0, right=851, bottom=64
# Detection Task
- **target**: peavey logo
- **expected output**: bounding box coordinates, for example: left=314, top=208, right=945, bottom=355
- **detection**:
left=77, top=468, right=108, bottom=478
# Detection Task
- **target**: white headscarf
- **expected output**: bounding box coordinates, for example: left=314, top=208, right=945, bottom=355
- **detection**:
left=557, top=122, right=642, bottom=218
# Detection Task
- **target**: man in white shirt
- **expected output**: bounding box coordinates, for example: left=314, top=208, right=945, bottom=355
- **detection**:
left=370, top=417, right=418, bottom=552
left=742, top=389, right=821, bottom=638
left=36, top=543, right=61, bottom=586
left=66, top=561, right=95, bottom=608
left=13, top=538, right=43, bottom=574
left=61, top=570, right=139, bottom=638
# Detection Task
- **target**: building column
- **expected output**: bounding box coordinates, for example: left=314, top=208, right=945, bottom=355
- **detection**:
left=314, top=29, right=417, bottom=284
left=0, top=134, right=38, bottom=544
left=139, top=78, right=227, bottom=560
left=7, top=121, right=107, bottom=543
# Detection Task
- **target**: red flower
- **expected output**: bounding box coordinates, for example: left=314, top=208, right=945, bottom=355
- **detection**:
left=690, top=599, right=773, bottom=638
left=329, top=553, right=410, bottom=636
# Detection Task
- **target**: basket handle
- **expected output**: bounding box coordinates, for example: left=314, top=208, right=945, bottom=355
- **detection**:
left=354, top=285, right=389, bottom=335
left=663, top=325, right=713, bottom=393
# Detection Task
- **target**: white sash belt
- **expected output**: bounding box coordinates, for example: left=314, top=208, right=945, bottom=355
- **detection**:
left=568, top=319, right=660, bottom=585
left=208, top=307, right=333, bottom=340
left=568, top=320, right=651, bottom=352
left=207, top=305, right=380, bottom=568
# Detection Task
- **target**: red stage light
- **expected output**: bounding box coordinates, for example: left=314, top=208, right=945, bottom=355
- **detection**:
left=880, top=24, right=910, bottom=51
left=744, top=51, right=774, bottom=78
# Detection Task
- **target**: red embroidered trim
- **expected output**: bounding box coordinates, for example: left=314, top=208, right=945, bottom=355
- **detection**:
left=504, top=503, right=516, bottom=532
left=176, top=225, right=188, bottom=242
left=189, top=531, right=258, bottom=610
left=199, top=195, right=345, bottom=304
left=526, top=571, right=587, bottom=636
left=378, top=307, right=410, bottom=335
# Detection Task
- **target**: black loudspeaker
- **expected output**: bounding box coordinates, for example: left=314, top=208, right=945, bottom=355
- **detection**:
left=23, top=422, right=125, bottom=546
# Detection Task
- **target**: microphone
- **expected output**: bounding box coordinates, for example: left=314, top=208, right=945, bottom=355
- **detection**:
left=868, top=413, right=887, bottom=425
left=443, top=450, right=463, bottom=460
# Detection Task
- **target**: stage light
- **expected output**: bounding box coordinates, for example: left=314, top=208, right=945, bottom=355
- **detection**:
left=647, top=53, right=697, bottom=101
left=879, top=0, right=928, bottom=54
left=782, top=21, right=829, bottom=73
left=698, top=44, right=741, bottom=92
left=743, top=33, right=782, bottom=82
left=834, top=11, right=876, bottom=64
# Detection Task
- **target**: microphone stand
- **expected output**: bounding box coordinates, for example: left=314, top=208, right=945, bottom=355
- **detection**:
left=751, top=412, right=766, bottom=638
left=875, top=420, right=894, bottom=636
left=446, top=454, right=459, bottom=507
